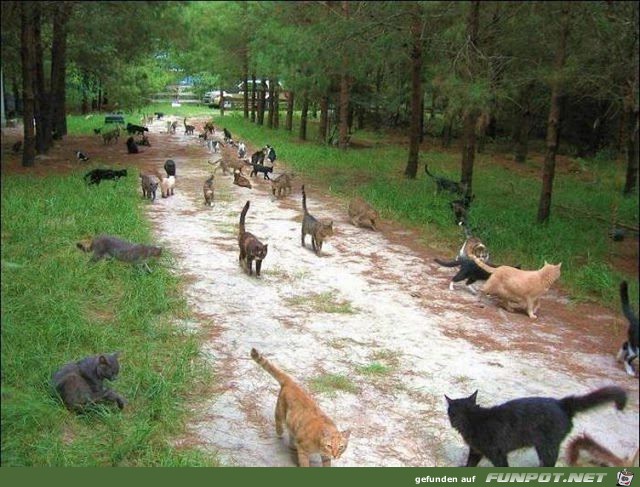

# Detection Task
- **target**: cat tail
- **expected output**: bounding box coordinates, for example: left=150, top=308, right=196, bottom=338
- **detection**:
left=302, top=185, right=308, bottom=214
left=251, top=348, right=289, bottom=385
left=424, top=164, right=435, bottom=179
left=471, top=255, right=496, bottom=274
left=620, top=282, right=639, bottom=338
left=566, top=434, right=627, bottom=467
left=239, top=201, right=250, bottom=236
left=434, top=258, right=461, bottom=268
left=560, top=386, right=626, bottom=418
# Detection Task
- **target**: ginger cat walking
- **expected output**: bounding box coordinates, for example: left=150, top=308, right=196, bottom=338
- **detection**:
left=251, top=348, right=350, bottom=467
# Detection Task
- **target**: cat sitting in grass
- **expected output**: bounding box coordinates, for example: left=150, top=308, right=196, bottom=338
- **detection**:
left=52, top=352, right=126, bottom=412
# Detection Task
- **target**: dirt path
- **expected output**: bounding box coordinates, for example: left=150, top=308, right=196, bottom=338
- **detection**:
left=135, top=117, right=638, bottom=467
left=4, top=118, right=635, bottom=467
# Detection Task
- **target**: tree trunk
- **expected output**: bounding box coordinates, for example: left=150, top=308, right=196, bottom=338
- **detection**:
left=250, top=73, right=256, bottom=122
left=404, top=7, right=423, bottom=179
left=460, top=1, right=480, bottom=198
left=242, top=3, right=249, bottom=119
left=537, top=2, right=571, bottom=223
left=299, top=92, right=309, bottom=141
left=257, top=80, right=266, bottom=125
left=513, top=84, right=533, bottom=162
left=273, top=78, right=280, bottom=129
left=21, top=1, right=37, bottom=167
left=623, top=69, right=639, bottom=195
left=50, top=1, right=71, bottom=139
left=219, top=86, right=225, bottom=117
left=267, top=78, right=274, bottom=128
left=285, top=91, right=294, bottom=131
left=338, top=1, right=350, bottom=149
left=319, top=95, right=329, bottom=142
left=34, top=3, right=51, bottom=154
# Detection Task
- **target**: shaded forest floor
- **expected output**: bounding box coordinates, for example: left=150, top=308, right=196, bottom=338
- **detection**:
left=1, top=120, right=638, bottom=467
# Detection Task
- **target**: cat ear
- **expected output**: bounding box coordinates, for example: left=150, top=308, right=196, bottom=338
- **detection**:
left=98, top=355, right=108, bottom=364
left=558, top=262, right=562, bottom=267
left=341, top=429, right=351, bottom=440
left=469, top=390, right=478, bottom=403
left=444, top=394, right=453, bottom=404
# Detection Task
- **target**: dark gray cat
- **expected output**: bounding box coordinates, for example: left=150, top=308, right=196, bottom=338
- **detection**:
left=52, top=353, right=126, bottom=411
left=77, top=235, right=162, bottom=272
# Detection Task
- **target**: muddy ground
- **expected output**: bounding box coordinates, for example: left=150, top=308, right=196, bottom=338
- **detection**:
left=2, top=117, right=638, bottom=467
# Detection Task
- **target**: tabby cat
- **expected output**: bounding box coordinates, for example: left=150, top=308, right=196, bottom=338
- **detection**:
left=183, top=118, right=195, bottom=135
left=102, top=127, right=120, bottom=145
left=77, top=234, right=162, bottom=272
left=52, top=352, right=126, bottom=411
left=238, top=201, right=268, bottom=276
left=348, top=197, right=379, bottom=231
left=251, top=348, right=350, bottom=467
left=203, top=175, right=215, bottom=206
left=425, top=165, right=467, bottom=195
left=301, top=185, right=333, bottom=256
left=446, top=387, right=626, bottom=467
left=140, top=174, right=160, bottom=201
left=271, top=173, right=294, bottom=197
left=566, top=434, right=639, bottom=467
left=472, top=257, right=561, bottom=319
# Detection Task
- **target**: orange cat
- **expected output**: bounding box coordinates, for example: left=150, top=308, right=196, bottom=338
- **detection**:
left=472, top=257, right=562, bottom=319
left=251, top=348, right=350, bottom=467
left=566, top=434, right=639, bottom=467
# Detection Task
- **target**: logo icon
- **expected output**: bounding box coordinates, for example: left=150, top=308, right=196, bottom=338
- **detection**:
left=617, top=469, right=634, bottom=487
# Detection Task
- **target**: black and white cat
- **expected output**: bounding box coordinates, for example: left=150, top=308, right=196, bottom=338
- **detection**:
left=445, top=387, right=627, bottom=467
left=618, top=281, right=639, bottom=376
left=83, top=168, right=128, bottom=186
left=435, top=233, right=489, bottom=292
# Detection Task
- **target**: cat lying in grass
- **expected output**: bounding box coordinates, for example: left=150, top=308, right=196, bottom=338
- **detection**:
left=77, top=235, right=162, bottom=273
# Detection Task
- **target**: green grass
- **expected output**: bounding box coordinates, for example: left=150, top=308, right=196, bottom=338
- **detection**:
left=1, top=171, right=216, bottom=466
left=356, top=362, right=393, bottom=376
left=284, top=291, right=356, bottom=314
left=309, top=374, right=358, bottom=397
left=209, top=111, right=639, bottom=308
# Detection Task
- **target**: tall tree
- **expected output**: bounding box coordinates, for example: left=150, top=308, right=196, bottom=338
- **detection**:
left=537, top=2, right=571, bottom=223
left=20, top=1, right=36, bottom=167
left=338, top=0, right=350, bottom=149
left=50, top=2, right=72, bottom=139
left=404, top=3, right=425, bottom=179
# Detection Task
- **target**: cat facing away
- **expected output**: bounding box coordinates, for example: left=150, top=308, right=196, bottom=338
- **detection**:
left=445, top=387, right=627, bottom=467
left=271, top=173, right=294, bottom=198
left=618, top=281, right=639, bottom=376
left=472, top=256, right=561, bottom=319
left=203, top=175, right=215, bottom=206
left=52, top=352, right=126, bottom=412
left=301, top=185, right=333, bottom=256
left=238, top=201, right=268, bottom=276
left=77, top=234, right=162, bottom=272
left=160, top=175, right=176, bottom=198
left=251, top=348, right=350, bottom=467
left=348, top=197, right=379, bottom=231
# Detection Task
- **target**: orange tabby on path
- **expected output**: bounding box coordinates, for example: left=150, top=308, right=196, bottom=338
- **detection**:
left=472, top=257, right=562, bottom=319
left=250, top=348, right=351, bottom=467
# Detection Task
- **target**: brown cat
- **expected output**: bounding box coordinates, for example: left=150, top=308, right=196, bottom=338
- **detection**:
left=251, top=348, right=351, bottom=467
left=77, top=235, right=162, bottom=272
left=348, top=197, right=379, bottom=231
left=271, top=173, right=294, bottom=197
left=203, top=175, right=215, bottom=206
left=140, top=174, right=160, bottom=201
left=238, top=201, right=268, bottom=276
left=566, top=434, right=639, bottom=467
left=472, top=257, right=562, bottom=319
left=234, top=170, right=252, bottom=189
left=301, top=185, right=333, bottom=256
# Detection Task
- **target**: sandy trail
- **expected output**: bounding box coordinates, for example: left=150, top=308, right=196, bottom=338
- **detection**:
left=141, top=117, right=638, bottom=467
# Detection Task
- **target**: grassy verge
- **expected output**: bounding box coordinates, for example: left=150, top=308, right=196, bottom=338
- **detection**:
left=1, top=171, right=215, bottom=466
left=210, top=111, right=638, bottom=308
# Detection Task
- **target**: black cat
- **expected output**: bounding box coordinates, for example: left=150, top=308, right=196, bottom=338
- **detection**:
left=435, top=257, right=521, bottom=292
left=223, top=127, right=233, bottom=142
left=83, top=168, right=128, bottom=186
left=52, top=352, right=126, bottom=412
left=126, top=137, right=139, bottom=154
left=251, top=149, right=265, bottom=165
left=445, top=387, right=626, bottom=467
left=425, top=165, right=467, bottom=195
left=618, top=281, right=639, bottom=376
left=450, top=194, right=474, bottom=226
left=250, top=162, right=273, bottom=180
left=126, top=123, right=148, bottom=135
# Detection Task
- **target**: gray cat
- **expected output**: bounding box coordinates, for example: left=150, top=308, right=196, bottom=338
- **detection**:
left=52, top=353, right=126, bottom=411
left=140, top=174, right=160, bottom=201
